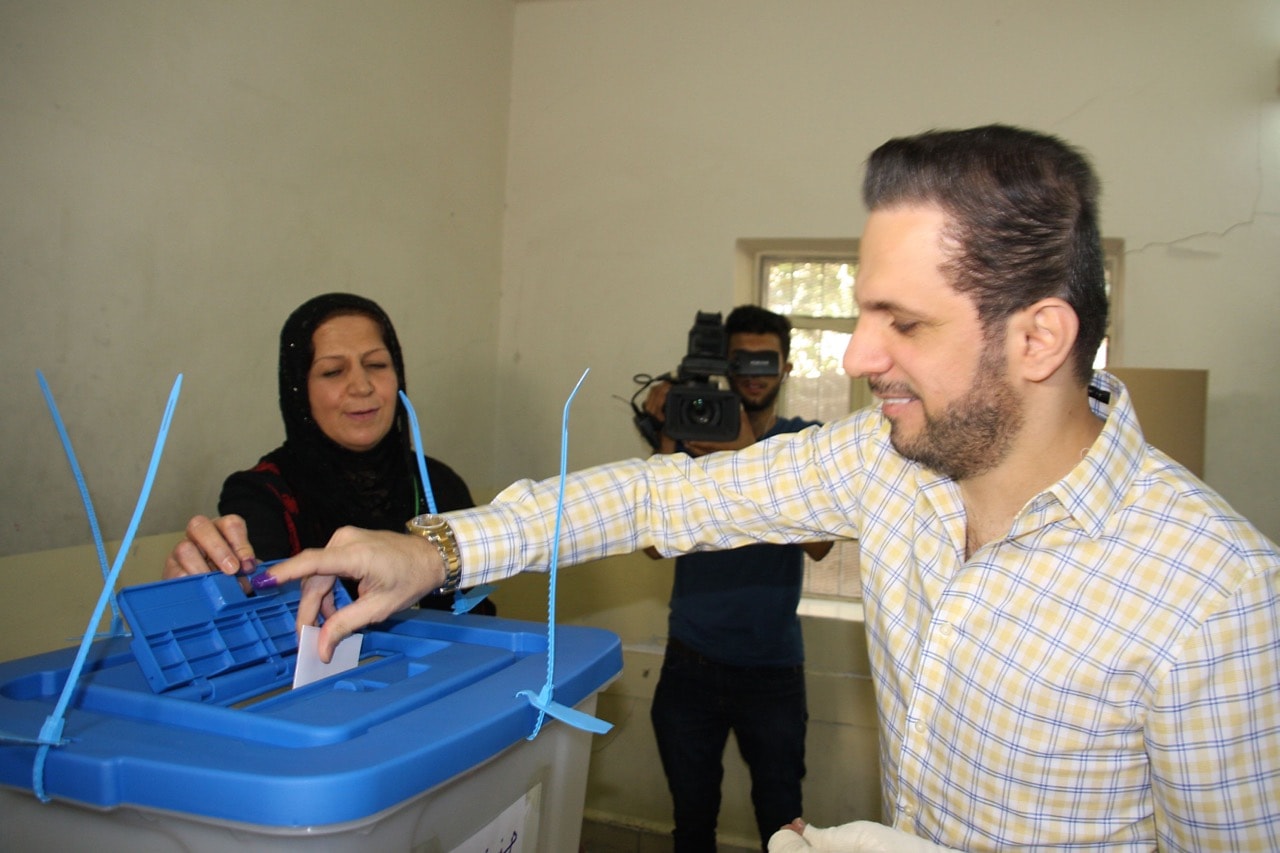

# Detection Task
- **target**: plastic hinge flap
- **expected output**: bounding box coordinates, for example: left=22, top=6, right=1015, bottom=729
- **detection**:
left=117, top=572, right=353, bottom=694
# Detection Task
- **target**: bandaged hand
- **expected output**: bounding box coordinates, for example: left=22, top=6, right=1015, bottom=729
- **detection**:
left=767, top=819, right=958, bottom=852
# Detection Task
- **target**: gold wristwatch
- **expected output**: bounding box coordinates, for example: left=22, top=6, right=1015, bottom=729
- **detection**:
left=405, top=514, right=462, bottom=594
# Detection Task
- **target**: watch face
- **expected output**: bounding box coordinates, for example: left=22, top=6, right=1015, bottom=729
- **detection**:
left=410, top=514, right=443, bottom=533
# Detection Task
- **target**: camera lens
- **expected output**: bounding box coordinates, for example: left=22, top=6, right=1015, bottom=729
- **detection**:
left=663, top=384, right=739, bottom=442
left=684, top=397, right=719, bottom=426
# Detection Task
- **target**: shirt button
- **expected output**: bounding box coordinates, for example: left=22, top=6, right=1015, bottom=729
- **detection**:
left=913, top=720, right=927, bottom=735
left=937, top=622, right=952, bottom=637
left=900, top=803, right=915, bottom=818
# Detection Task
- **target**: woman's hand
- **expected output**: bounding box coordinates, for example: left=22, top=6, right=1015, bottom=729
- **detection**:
left=163, top=514, right=257, bottom=578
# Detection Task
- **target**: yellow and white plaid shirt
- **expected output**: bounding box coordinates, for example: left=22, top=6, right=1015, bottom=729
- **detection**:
left=448, top=371, right=1279, bottom=851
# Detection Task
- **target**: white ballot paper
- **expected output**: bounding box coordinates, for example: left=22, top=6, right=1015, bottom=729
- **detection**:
left=293, top=625, right=363, bottom=689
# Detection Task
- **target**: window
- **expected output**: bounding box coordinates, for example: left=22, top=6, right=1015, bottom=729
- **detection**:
left=740, top=239, right=865, bottom=602
left=1096, top=238, right=1125, bottom=368
left=736, top=237, right=1124, bottom=608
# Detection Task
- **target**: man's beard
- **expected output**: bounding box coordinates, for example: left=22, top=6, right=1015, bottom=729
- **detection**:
left=883, top=341, right=1023, bottom=481
left=739, top=381, right=782, bottom=414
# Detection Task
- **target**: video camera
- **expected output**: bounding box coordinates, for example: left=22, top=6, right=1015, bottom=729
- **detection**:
left=633, top=311, right=781, bottom=446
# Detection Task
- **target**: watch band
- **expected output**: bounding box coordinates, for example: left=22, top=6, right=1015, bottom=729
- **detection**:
left=405, top=514, right=462, bottom=595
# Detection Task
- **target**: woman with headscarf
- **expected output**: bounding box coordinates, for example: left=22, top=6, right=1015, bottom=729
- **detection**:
left=163, top=292, right=489, bottom=613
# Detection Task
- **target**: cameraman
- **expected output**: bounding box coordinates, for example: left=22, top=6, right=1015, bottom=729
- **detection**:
left=641, top=305, right=833, bottom=853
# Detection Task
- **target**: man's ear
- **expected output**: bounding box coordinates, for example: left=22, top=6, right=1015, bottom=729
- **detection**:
left=1011, top=298, right=1078, bottom=382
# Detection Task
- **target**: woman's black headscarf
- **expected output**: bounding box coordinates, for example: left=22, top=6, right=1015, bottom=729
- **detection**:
left=274, top=293, right=419, bottom=536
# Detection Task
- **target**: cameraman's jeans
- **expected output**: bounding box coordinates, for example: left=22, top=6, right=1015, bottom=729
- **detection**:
left=650, top=638, right=807, bottom=853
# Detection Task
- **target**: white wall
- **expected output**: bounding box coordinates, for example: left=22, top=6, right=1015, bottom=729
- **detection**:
left=1, top=0, right=515, bottom=557
left=500, top=0, right=1280, bottom=541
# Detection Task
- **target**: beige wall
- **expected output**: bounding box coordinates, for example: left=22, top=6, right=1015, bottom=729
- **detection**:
left=0, top=533, right=175, bottom=662
left=1, top=0, right=515, bottom=557
left=3, top=0, right=1278, bottom=844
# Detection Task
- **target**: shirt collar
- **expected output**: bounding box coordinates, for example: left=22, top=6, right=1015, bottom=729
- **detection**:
left=1043, top=370, right=1148, bottom=537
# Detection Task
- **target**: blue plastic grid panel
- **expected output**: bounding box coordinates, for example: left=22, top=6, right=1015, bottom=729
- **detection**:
left=118, top=572, right=351, bottom=693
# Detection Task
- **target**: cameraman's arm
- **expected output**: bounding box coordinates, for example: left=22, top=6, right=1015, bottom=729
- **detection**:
left=801, top=541, right=834, bottom=562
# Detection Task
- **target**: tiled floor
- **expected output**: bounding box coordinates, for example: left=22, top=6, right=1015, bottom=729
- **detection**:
left=580, top=819, right=759, bottom=853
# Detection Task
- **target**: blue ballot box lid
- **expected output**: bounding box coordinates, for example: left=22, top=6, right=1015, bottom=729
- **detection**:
left=117, top=572, right=355, bottom=693
left=0, top=574, right=622, bottom=828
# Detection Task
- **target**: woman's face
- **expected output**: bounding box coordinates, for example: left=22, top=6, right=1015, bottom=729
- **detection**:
left=307, top=313, right=399, bottom=452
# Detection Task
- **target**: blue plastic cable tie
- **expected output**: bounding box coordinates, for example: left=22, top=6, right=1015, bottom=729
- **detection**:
left=515, top=368, right=612, bottom=739
left=398, top=389, right=497, bottom=615
left=398, top=390, right=439, bottom=515
left=25, top=374, right=182, bottom=801
left=515, top=683, right=613, bottom=736
left=1, top=373, right=141, bottom=749
left=35, top=370, right=125, bottom=636
left=451, top=583, right=496, bottom=615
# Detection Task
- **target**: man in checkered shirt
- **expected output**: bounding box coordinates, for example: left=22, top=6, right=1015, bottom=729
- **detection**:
left=261, top=125, right=1279, bottom=852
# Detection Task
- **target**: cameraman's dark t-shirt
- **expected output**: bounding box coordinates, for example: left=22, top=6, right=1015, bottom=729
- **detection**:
left=667, top=415, right=819, bottom=667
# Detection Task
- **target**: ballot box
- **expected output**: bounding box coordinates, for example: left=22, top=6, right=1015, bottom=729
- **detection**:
left=0, top=572, right=621, bottom=851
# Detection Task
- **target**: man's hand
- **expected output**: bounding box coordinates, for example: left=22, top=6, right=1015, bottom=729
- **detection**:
left=643, top=380, right=671, bottom=421
left=680, top=403, right=756, bottom=456
left=256, top=526, right=446, bottom=663
left=642, top=381, right=677, bottom=453
left=801, top=541, right=835, bottom=562
left=767, top=818, right=958, bottom=852
left=768, top=819, right=813, bottom=851
left=163, top=514, right=256, bottom=578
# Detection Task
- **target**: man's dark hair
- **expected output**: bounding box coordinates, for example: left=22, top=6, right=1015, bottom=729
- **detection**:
left=725, top=304, right=792, bottom=359
left=862, top=124, right=1108, bottom=384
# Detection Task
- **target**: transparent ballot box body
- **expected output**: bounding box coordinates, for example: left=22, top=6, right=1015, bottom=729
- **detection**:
left=0, top=572, right=621, bottom=851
